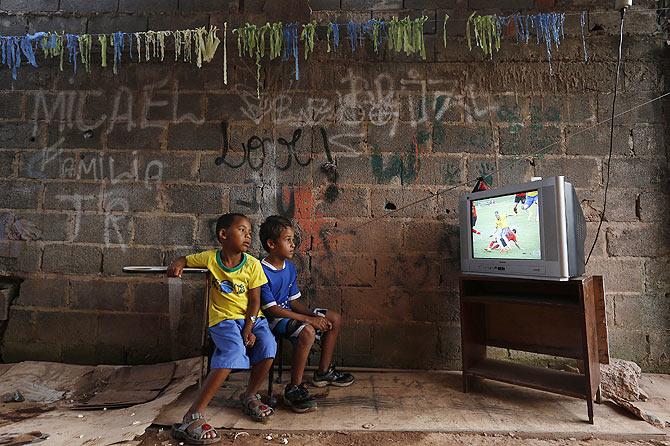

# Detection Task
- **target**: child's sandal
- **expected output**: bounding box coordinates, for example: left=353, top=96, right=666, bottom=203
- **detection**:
left=241, top=393, right=274, bottom=422
left=171, top=412, right=220, bottom=445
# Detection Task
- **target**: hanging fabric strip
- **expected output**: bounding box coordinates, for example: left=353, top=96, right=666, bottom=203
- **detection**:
left=184, top=29, right=192, bottom=63
left=346, top=20, right=359, bottom=53
left=331, top=22, right=340, bottom=50
left=269, top=22, right=282, bottom=59
left=113, top=31, right=124, bottom=74
left=134, top=32, right=142, bottom=62
left=174, top=30, right=181, bottom=61
left=66, top=34, right=78, bottom=74
left=580, top=11, right=588, bottom=62
left=443, top=14, right=449, bottom=47
left=223, top=22, right=228, bottom=85
left=78, top=34, right=92, bottom=73
left=98, top=34, right=107, bottom=67
left=301, top=21, right=316, bottom=60
left=282, top=23, right=299, bottom=81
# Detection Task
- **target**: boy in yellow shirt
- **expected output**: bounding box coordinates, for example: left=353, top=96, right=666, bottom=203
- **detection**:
left=168, top=213, right=276, bottom=444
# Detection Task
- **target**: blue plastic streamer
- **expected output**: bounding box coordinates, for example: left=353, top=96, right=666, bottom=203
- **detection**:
left=330, top=22, right=340, bottom=49
left=113, top=31, right=124, bottom=74
left=346, top=20, right=360, bottom=53
left=129, top=32, right=134, bottom=60
left=66, top=33, right=78, bottom=74
left=1, top=37, right=22, bottom=79
left=282, top=23, right=299, bottom=80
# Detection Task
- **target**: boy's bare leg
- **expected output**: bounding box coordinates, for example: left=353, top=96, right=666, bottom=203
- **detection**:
left=182, top=368, right=231, bottom=439
left=318, top=311, right=341, bottom=372
left=291, top=326, right=316, bottom=385
left=245, top=358, right=274, bottom=396
left=188, top=368, right=231, bottom=415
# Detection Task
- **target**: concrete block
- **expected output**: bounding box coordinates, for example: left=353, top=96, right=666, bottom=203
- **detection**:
left=607, top=328, right=649, bottom=365
left=162, top=184, right=228, bottom=214
left=375, top=253, right=441, bottom=288
left=133, top=215, right=196, bottom=246
left=107, top=127, right=165, bottom=150
left=403, top=221, right=459, bottom=254
left=341, top=0, right=402, bottom=9
left=433, top=124, right=494, bottom=154
left=0, top=240, right=43, bottom=273
left=88, top=15, right=148, bottom=34
left=0, top=122, right=41, bottom=149
left=372, top=321, right=440, bottom=368
left=97, top=313, right=161, bottom=347
left=584, top=258, right=644, bottom=293
left=44, top=182, right=102, bottom=211
left=534, top=156, right=601, bottom=189
left=2, top=341, right=61, bottom=362
left=311, top=253, right=375, bottom=286
left=34, top=310, right=97, bottom=344
left=15, top=277, right=67, bottom=308
left=0, top=15, right=27, bottom=34
left=60, top=0, right=117, bottom=11
left=0, top=181, right=41, bottom=209
left=0, top=0, right=58, bottom=13
left=103, top=184, right=160, bottom=212
left=644, top=257, right=669, bottom=295
left=130, top=281, right=169, bottom=313
left=0, top=92, right=23, bottom=119
left=607, top=224, right=670, bottom=257
left=499, top=124, right=562, bottom=155
left=43, top=244, right=102, bottom=274
left=27, top=15, right=87, bottom=33
left=341, top=287, right=412, bottom=322
left=167, top=123, right=224, bottom=150
left=615, top=295, right=669, bottom=331
left=102, top=246, right=163, bottom=275
left=70, top=279, right=128, bottom=311
left=317, top=187, right=370, bottom=217
left=2, top=308, right=34, bottom=342
left=119, top=0, right=177, bottom=13
left=370, top=188, right=436, bottom=218
left=148, top=13, right=207, bottom=30
left=310, top=0, right=340, bottom=9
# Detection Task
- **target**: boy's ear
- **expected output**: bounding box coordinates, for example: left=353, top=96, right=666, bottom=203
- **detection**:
left=218, top=228, right=227, bottom=240
left=266, top=239, right=276, bottom=250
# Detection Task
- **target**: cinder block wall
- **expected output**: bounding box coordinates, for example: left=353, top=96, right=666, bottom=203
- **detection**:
left=0, top=0, right=668, bottom=371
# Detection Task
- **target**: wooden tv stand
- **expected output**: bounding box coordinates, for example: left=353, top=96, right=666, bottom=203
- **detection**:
left=459, top=274, right=607, bottom=424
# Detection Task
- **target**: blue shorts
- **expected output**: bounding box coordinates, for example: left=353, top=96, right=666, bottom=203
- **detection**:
left=524, top=195, right=538, bottom=208
left=270, top=308, right=328, bottom=343
left=208, top=318, right=276, bottom=370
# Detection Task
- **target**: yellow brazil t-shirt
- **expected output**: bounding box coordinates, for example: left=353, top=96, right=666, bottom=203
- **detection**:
left=495, top=214, right=508, bottom=230
left=185, top=250, right=268, bottom=327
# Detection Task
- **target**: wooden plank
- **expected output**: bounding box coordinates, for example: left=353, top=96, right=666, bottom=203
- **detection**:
left=592, top=275, right=610, bottom=364
left=466, top=358, right=587, bottom=399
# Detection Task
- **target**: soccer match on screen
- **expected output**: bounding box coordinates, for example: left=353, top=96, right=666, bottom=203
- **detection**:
left=471, top=191, right=542, bottom=260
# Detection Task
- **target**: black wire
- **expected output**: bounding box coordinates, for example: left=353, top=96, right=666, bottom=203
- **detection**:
left=585, top=7, right=627, bottom=266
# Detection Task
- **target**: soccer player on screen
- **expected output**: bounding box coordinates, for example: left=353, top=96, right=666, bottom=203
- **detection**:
left=513, top=192, right=526, bottom=214
left=471, top=203, right=481, bottom=235
left=523, top=190, right=539, bottom=222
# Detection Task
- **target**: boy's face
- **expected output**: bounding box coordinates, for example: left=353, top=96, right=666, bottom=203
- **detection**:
left=268, top=227, right=295, bottom=260
left=219, top=216, right=252, bottom=253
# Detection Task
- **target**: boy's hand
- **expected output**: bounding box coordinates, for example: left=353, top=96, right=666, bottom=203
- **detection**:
left=307, top=316, right=332, bottom=332
left=242, top=327, right=256, bottom=347
left=167, top=257, right=187, bottom=278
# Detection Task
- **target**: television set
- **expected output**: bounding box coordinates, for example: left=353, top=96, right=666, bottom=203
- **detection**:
left=459, top=176, right=586, bottom=280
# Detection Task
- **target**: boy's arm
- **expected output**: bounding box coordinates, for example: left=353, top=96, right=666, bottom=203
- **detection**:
left=167, top=256, right=187, bottom=278
left=242, top=286, right=262, bottom=346
left=264, top=301, right=331, bottom=332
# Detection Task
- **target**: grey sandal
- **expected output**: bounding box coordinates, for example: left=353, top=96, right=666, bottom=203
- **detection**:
left=241, top=393, right=274, bottom=422
left=171, top=412, right=220, bottom=445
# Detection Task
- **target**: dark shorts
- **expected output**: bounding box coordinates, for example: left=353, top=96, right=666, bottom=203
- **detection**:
left=270, top=308, right=327, bottom=344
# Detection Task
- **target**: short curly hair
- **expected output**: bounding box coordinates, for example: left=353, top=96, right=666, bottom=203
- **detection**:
left=215, top=213, right=249, bottom=243
left=259, top=215, right=293, bottom=252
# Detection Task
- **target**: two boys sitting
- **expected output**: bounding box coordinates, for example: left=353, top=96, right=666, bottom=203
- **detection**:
left=169, top=213, right=353, bottom=444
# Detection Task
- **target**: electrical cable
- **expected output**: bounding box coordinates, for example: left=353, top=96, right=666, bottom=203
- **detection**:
left=584, top=7, right=627, bottom=266
left=350, top=88, right=670, bottom=232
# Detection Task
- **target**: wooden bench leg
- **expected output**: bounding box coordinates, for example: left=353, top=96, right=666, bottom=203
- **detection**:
left=587, top=398, right=594, bottom=424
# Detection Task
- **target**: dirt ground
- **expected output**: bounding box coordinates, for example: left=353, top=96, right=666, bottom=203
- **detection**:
left=138, top=427, right=670, bottom=446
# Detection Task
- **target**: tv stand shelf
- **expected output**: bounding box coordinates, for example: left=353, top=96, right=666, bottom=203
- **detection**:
left=459, top=275, right=608, bottom=424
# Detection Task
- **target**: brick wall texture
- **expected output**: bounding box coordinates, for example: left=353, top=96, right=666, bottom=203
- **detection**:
left=0, top=0, right=668, bottom=371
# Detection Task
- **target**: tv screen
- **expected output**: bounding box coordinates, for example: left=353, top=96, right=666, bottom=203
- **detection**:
left=471, top=190, right=542, bottom=260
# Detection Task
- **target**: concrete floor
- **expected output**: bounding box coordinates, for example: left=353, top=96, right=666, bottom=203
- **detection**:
left=1, top=360, right=668, bottom=446
left=155, top=370, right=667, bottom=440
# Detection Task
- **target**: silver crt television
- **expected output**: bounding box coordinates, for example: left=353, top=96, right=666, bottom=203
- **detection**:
left=459, top=176, right=586, bottom=281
